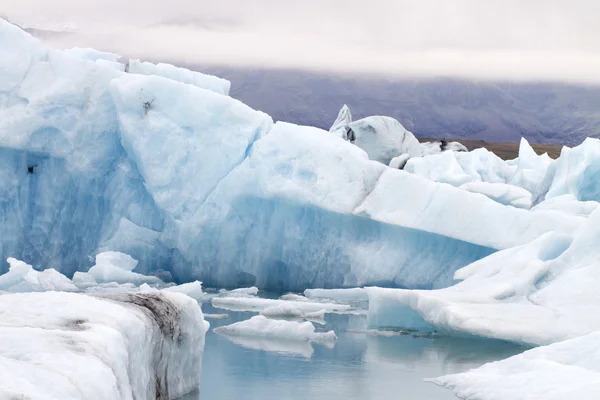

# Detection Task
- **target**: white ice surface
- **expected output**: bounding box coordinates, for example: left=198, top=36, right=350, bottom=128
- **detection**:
left=432, top=332, right=600, bottom=400
left=347, top=116, right=422, bottom=164
left=214, top=315, right=336, bottom=342
left=459, top=182, right=532, bottom=209
left=0, top=258, right=78, bottom=292
left=88, top=251, right=162, bottom=285
left=329, top=104, right=352, bottom=137
left=366, top=207, right=600, bottom=346
left=127, top=59, right=231, bottom=95
left=0, top=291, right=205, bottom=400
left=211, top=296, right=353, bottom=314
left=304, top=288, right=369, bottom=302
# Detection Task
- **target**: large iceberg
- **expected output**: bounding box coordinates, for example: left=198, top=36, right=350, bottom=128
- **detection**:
left=365, top=207, right=600, bottom=346
left=0, top=18, right=597, bottom=296
left=0, top=290, right=205, bottom=399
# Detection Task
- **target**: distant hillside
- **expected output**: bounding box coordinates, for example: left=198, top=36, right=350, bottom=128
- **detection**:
left=193, top=66, right=600, bottom=146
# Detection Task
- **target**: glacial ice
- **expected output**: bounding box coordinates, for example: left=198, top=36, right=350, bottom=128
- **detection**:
left=2, top=20, right=589, bottom=293
left=214, top=315, right=337, bottom=342
left=0, top=258, right=78, bottom=292
left=211, top=296, right=353, bottom=314
left=126, top=59, right=231, bottom=96
left=347, top=116, right=422, bottom=164
left=365, top=207, right=600, bottom=346
left=329, top=104, right=352, bottom=136
left=88, top=251, right=163, bottom=285
left=0, top=291, right=205, bottom=399
left=304, top=288, right=369, bottom=303
left=432, top=332, right=600, bottom=400
left=459, top=182, right=532, bottom=209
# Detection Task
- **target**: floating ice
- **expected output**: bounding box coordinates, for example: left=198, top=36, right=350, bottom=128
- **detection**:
left=0, top=291, right=205, bottom=399
left=211, top=296, right=353, bottom=314
left=366, top=207, right=600, bottom=346
left=218, top=334, right=316, bottom=358
left=304, top=288, right=369, bottom=303
left=260, top=304, right=327, bottom=321
left=218, top=287, right=259, bottom=297
left=163, top=281, right=204, bottom=301
left=88, top=251, right=163, bottom=285
left=0, top=258, right=78, bottom=293
left=214, top=315, right=336, bottom=343
left=431, top=332, right=600, bottom=400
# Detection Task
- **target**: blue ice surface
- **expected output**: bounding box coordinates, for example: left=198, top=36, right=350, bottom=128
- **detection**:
left=0, top=20, right=583, bottom=292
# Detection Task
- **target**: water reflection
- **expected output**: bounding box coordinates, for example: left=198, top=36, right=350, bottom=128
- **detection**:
left=197, top=302, right=524, bottom=400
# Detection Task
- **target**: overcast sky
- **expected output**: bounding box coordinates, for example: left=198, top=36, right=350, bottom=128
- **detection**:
left=3, top=0, right=600, bottom=82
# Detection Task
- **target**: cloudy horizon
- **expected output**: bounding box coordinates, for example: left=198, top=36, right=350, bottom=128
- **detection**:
left=3, top=0, right=600, bottom=83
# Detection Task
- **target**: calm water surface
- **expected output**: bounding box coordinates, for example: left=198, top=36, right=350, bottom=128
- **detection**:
left=181, top=298, right=524, bottom=400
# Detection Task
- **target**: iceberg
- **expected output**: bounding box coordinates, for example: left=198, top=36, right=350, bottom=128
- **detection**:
left=214, top=315, right=336, bottom=343
left=88, top=251, right=163, bottom=285
left=347, top=116, right=422, bottom=164
left=329, top=104, right=352, bottom=137
left=432, top=332, right=600, bottom=400
left=366, top=207, right=600, bottom=346
left=0, top=258, right=78, bottom=292
left=0, top=19, right=597, bottom=297
left=0, top=291, right=205, bottom=399
left=329, top=104, right=421, bottom=163
left=211, top=296, right=353, bottom=314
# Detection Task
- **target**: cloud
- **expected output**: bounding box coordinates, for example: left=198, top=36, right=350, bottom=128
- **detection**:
left=4, top=0, right=600, bottom=83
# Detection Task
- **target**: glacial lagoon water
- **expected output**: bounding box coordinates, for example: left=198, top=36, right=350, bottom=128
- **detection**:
left=180, top=296, right=526, bottom=400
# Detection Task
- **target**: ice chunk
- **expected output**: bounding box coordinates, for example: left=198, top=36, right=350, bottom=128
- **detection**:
left=405, top=148, right=515, bottom=187
left=219, top=335, right=315, bottom=358
left=71, top=271, right=98, bottom=289
left=0, top=291, right=205, bottom=399
left=0, top=258, right=78, bottom=292
left=163, top=281, right=204, bottom=301
left=260, top=304, right=327, bottom=321
left=304, top=288, right=369, bottom=303
left=459, top=182, right=532, bottom=209
left=329, top=104, right=353, bottom=138
left=218, top=287, right=259, bottom=297
left=214, top=315, right=336, bottom=342
left=432, top=332, right=600, bottom=400
left=346, top=116, right=422, bottom=164
left=508, top=138, right=554, bottom=202
left=211, top=296, right=353, bottom=314
left=546, top=138, right=600, bottom=202
left=389, top=153, right=411, bottom=169
left=88, top=251, right=162, bottom=285
left=356, top=168, right=582, bottom=252
left=127, top=59, right=231, bottom=95
left=366, top=208, right=600, bottom=346
left=110, top=73, right=272, bottom=246
left=182, top=121, right=500, bottom=290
